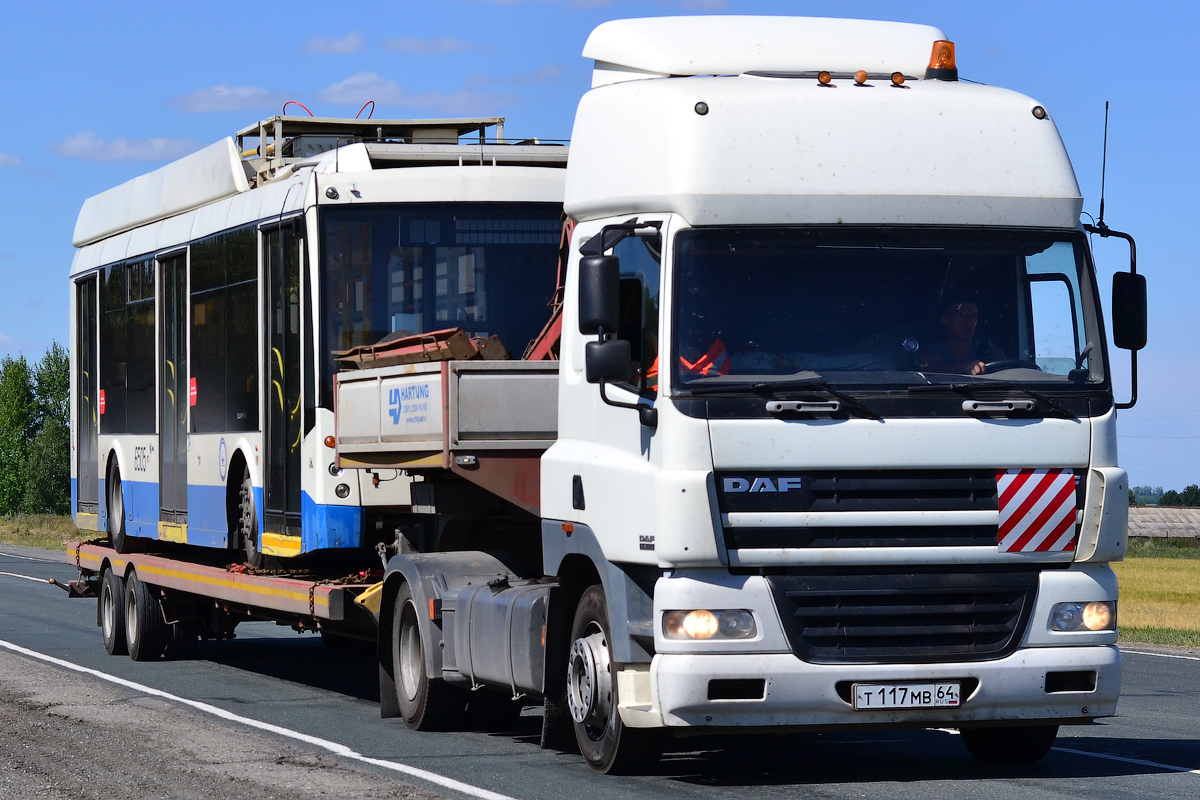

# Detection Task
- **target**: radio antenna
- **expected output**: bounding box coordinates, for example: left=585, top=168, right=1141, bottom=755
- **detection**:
left=1097, top=101, right=1110, bottom=232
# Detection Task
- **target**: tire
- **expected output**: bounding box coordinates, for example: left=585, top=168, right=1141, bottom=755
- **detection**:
left=238, top=469, right=262, bottom=568
left=99, top=568, right=127, bottom=656
left=568, top=585, right=663, bottom=774
left=392, top=583, right=467, bottom=731
left=124, top=571, right=168, bottom=662
left=960, top=724, right=1059, bottom=764
left=107, top=463, right=134, bottom=554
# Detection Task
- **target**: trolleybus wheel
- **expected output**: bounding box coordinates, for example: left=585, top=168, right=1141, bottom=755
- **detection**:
left=567, top=585, right=663, bottom=774
left=107, top=463, right=134, bottom=554
left=238, top=469, right=262, bottom=569
left=392, top=583, right=467, bottom=731
left=124, top=570, right=168, bottom=662
left=960, top=724, right=1059, bottom=764
left=99, top=567, right=127, bottom=656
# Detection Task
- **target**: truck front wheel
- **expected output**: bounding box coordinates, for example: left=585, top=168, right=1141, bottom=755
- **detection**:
left=392, top=583, right=467, bottom=730
left=567, top=585, right=663, bottom=774
left=960, top=724, right=1059, bottom=764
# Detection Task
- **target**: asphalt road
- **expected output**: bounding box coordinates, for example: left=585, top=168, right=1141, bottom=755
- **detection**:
left=1, top=544, right=1197, bottom=800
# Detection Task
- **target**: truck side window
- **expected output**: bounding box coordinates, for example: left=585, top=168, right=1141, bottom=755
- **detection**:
left=613, top=235, right=661, bottom=391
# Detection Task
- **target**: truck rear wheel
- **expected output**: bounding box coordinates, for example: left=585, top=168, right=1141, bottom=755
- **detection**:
left=568, top=585, right=663, bottom=774
left=125, top=571, right=168, bottom=662
left=392, top=583, right=467, bottom=730
left=960, top=724, right=1059, bottom=764
left=99, top=568, right=127, bottom=656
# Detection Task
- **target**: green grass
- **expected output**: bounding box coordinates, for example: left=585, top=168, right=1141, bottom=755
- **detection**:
left=1119, top=627, right=1200, bottom=648
left=0, top=514, right=86, bottom=552
left=1125, top=536, right=1200, bottom=559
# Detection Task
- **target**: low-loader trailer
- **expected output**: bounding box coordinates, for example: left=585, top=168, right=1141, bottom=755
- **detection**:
left=69, top=16, right=1147, bottom=775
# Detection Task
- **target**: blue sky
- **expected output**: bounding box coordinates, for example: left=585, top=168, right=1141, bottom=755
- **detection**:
left=0, top=0, right=1195, bottom=489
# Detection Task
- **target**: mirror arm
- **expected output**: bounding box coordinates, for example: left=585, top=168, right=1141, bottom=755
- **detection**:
left=1084, top=224, right=1139, bottom=410
left=598, top=381, right=658, bottom=429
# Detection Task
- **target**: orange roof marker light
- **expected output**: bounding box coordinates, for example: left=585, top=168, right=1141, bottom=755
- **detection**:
left=925, top=39, right=958, bottom=81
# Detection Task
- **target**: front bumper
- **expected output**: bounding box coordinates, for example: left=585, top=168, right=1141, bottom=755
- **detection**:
left=619, top=645, right=1120, bottom=729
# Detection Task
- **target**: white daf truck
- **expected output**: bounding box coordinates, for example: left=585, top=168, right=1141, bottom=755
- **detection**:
left=335, top=16, right=1147, bottom=773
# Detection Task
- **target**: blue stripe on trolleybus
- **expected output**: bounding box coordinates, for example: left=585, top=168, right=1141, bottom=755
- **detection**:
left=79, top=477, right=364, bottom=554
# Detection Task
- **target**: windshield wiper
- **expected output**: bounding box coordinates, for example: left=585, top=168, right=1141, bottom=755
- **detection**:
left=908, top=381, right=1076, bottom=419
left=686, top=377, right=882, bottom=420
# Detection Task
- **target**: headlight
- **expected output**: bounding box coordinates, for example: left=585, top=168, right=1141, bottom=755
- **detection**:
left=1051, top=601, right=1116, bottom=632
left=663, top=609, right=757, bottom=640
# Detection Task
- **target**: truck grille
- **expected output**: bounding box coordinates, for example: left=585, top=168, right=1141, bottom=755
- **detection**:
left=765, top=568, right=1038, bottom=664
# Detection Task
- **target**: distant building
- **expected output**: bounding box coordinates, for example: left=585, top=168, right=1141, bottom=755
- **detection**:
left=1127, top=507, right=1200, bottom=539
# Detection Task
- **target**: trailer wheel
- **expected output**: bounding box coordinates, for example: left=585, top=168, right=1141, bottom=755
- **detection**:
left=392, top=583, right=467, bottom=730
left=568, top=585, right=663, bottom=774
left=960, top=724, right=1059, bottom=764
left=99, top=568, right=127, bottom=656
left=107, top=463, right=134, bottom=554
left=125, top=571, right=168, bottom=662
left=238, top=469, right=262, bottom=568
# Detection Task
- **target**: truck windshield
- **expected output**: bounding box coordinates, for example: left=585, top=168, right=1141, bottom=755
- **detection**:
left=671, top=227, right=1106, bottom=391
left=318, top=202, right=561, bottom=406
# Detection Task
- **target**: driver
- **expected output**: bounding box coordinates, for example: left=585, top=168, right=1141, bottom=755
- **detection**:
left=921, top=298, right=1005, bottom=375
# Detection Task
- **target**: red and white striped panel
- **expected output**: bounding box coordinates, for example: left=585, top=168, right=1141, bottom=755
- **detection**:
left=996, top=469, right=1078, bottom=553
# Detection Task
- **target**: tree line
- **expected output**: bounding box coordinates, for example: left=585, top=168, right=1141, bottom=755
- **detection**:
left=0, top=343, right=70, bottom=515
left=1130, top=484, right=1200, bottom=507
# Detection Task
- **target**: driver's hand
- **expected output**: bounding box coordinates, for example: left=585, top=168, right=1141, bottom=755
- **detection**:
left=969, top=360, right=986, bottom=375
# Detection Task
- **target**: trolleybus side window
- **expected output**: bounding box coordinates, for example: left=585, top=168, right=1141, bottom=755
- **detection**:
left=189, top=225, right=259, bottom=432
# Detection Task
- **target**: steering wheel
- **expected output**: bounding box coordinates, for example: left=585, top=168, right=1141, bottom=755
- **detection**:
left=983, top=359, right=1041, bottom=372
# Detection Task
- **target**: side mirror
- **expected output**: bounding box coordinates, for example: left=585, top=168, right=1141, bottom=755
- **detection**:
left=577, top=255, right=620, bottom=335
left=585, top=339, right=633, bottom=384
left=1112, top=272, right=1147, bottom=351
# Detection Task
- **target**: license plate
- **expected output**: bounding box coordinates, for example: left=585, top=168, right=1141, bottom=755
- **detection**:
left=852, top=682, right=960, bottom=710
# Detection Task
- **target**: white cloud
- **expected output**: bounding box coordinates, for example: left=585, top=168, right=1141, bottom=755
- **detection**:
left=303, top=31, right=366, bottom=54
left=467, top=64, right=562, bottom=88
left=48, top=131, right=198, bottom=162
left=383, top=36, right=476, bottom=55
left=317, top=72, right=517, bottom=115
left=0, top=152, right=20, bottom=167
left=171, top=84, right=288, bottom=113
left=0, top=332, right=14, bottom=346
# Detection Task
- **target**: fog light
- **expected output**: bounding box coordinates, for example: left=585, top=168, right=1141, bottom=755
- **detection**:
left=335, top=483, right=350, bottom=499
left=1051, top=601, right=1115, bottom=632
left=664, top=609, right=757, bottom=640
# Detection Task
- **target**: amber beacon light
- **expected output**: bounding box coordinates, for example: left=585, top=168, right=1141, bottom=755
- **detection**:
left=925, top=40, right=958, bottom=81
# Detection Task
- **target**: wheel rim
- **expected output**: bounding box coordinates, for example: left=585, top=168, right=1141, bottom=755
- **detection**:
left=567, top=625, right=612, bottom=737
left=125, top=584, right=138, bottom=647
left=101, top=580, right=114, bottom=640
left=398, top=602, right=422, bottom=702
left=110, top=473, right=123, bottom=533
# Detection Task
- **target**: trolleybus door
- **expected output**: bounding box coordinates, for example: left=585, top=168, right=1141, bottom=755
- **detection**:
left=74, top=276, right=99, bottom=513
left=159, top=253, right=188, bottom=522
left=263, top=225, right=303, bottom=537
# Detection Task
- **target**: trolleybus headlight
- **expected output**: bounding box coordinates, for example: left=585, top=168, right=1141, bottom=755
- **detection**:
left=663, top=609, right=757, bottom=640
left=1051, top=601, right=1115, bottom=632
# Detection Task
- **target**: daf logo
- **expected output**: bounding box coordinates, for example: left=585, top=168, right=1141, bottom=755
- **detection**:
left=723, top=476, right=803, bottom=493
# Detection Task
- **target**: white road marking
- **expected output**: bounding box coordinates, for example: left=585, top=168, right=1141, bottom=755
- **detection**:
left=1052, top=746, right=1200, bottom=775
left=0, top=571, right=52, bottom=584
left=0, top=551, right=52, bottom=562
left=939, top=727, right=1197, bottom=774
left=1123, top=649, right=1200, bottom=662
left=0, top=638, right=518, bottom=800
